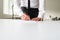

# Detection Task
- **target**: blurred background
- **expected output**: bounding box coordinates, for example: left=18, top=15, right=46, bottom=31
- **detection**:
left=0, top=0, right=60, bottom=21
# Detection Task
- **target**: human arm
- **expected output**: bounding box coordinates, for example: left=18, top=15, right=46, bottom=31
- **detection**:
left=32, top=0, right=45, bottom=21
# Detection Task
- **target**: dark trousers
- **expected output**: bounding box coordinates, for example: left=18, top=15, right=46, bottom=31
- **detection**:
left=21, top=7, right=39, bottom=19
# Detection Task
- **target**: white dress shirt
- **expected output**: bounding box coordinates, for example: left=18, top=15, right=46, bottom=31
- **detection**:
left=21, top=0, right=39, bottom=8
left=14, top=0, right=45, bottom=18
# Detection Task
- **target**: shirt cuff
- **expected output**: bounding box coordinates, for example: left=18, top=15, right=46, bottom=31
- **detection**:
left=38, top=11, right=45, bottom=18
left=14, top=7, right=23, bottom=16
left=19, top=8, right=24, bottom=16
left=16, top=7, right=23, bottom=16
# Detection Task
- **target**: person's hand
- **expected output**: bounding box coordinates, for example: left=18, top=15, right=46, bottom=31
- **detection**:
left=21, top=13, right=30, bottom=21
left=32, top=17, right=42, bottom=21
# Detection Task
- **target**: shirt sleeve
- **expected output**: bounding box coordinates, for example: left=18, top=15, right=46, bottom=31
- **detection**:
left=38, top=0, right=45, bottom=18
left=14, top=0, right=23, bottom=16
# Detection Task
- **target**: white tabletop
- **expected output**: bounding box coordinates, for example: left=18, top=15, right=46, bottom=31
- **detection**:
left=0, top=19, right=60, bottom=40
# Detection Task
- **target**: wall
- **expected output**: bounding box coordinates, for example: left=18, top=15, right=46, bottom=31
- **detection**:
left=0, top=0, right=3, bottom=18
left=45, top=0, right=60, bottom=18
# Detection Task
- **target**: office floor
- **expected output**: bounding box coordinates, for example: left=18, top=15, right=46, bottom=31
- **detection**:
left=0, top=19, right=60, bottom=40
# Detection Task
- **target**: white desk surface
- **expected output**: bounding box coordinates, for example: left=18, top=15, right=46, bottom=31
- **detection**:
left=0, top=19, right=60, bottom=40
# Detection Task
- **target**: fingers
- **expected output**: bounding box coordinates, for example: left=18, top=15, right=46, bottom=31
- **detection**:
left=32, top=18, right=38, bottom=21
left=21, top=14, right=30, bottom=21
left=32, top=18, right=41, bottom=21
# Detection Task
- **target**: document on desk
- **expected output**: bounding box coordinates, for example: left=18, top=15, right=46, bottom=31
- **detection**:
left=0, top=19, right=60, bottom=40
